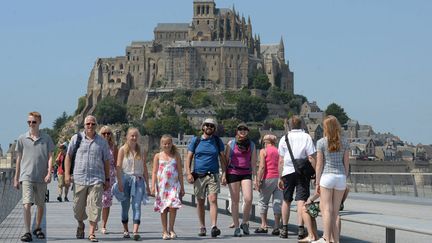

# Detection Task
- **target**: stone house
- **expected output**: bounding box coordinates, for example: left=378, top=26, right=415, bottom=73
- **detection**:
left=183, top=107, right=217, bottom=129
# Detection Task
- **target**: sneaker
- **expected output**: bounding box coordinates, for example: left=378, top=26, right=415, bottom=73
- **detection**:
left=198, top=227, right=206, bottom=237
left=312, top=238, right=326, bottom=243
left=279, top=225, right=288, bottom=239
left=64, top=197, right=69, bottom=202
left=57, top=196, right=62, bottom=202
left=211, top=226, right=221, bottom=237
left=298, top=226, right=306, bottom=240
left=240, top=223, right=249, bottom=235
left=271, top=228, right=280, bottom=235
left=234, top=227, right=242, bottom=237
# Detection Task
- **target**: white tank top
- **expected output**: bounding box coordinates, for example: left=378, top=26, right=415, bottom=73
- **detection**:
left=122, top=153, right=144, bottom=176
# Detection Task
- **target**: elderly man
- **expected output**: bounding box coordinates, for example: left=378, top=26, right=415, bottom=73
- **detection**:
left=65, top=115, right=110, bottom=242
left=14, top=111, right=54, bottom=242
left=185, top=118, right=227, bottom=238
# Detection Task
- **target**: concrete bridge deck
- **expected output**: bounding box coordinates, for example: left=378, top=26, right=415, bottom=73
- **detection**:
left=1, top=180, right=431, bottom=243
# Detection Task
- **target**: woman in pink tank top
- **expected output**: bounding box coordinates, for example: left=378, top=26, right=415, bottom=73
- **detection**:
left=254, top=134, right=283, bottom=235
left=225, top=123, right=257, bottom=237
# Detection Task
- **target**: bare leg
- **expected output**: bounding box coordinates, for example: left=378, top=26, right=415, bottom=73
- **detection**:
left=241, top=179, right=253, bottom=224
left=331, top=189, right=345, bottom=243
left=208, top=193, right=218, bottom=227
left=168, top=208, right=177, bottom=233
left=260, top=213, right=268, bottom=228
left=35, top=205, right=44, bottom=229
left=228, top=182, right=241, bottom=228
left=161, top=209, right=168, bottom=234
left=320, top=186, right=334, bottom=242
left=197, top=198, right=206, bottom=227
left=89, top=220, right=97, bottom=236
left=281, top=200, right=291, bottom=225
left=102, top=207, right=110, bottom=229
left=23, top=204, right=32, bottom=233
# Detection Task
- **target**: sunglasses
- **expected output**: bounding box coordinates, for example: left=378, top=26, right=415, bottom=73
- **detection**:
left=27, top=120, right=37, bottom=124
left=85, top=122, right=96, bottom=126
left=238, top=127, right=248, bottom=131
left=101, top=132, right=112, bottom=136
left=204, top=123, right=215, bottom=128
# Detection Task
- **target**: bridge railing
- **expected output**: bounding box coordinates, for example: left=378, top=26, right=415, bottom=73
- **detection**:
left=348, top=172, right=432, bottom=197
left=0, top=169, right=21, bottom=224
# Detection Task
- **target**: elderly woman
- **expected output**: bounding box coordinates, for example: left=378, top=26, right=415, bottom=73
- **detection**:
left=254, top=134, right=282, bottom=235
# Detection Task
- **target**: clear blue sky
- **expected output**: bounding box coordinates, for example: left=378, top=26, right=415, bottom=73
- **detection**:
left=1, top=0, right=431, bottom=150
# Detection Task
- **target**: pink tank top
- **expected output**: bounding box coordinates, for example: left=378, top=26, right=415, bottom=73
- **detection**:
left=227, top=142, right=252, bottom=175
left=263, top=146, right=279, bottom=179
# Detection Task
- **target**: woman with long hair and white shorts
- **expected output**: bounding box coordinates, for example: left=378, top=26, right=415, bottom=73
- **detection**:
left=313, top=116, right=349, bottom=243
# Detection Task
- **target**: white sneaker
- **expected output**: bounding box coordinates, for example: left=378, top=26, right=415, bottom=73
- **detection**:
left=312, top=238, right=327, bottom=243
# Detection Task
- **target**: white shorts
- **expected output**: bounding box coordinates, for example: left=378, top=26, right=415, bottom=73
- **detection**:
left=320, top=173, right=346, bottom=191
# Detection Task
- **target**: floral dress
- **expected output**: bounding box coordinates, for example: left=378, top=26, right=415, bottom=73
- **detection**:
left=154, top=158, right=182, bottom=213
left=102, top=148, right=117, bottom=208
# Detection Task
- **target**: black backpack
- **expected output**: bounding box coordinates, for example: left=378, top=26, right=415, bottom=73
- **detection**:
left=62, top=133, right=82, bottom=175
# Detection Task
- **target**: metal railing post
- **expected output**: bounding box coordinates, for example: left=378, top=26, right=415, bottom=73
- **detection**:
left=412, top=175, right=418, bottom=197
left=390, top=175, right=396, bottom=196
left=385, top=227, right=395, bottom=243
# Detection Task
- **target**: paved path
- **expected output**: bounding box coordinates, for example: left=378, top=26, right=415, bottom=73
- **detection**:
left=1, top=180, right=431, bottom=243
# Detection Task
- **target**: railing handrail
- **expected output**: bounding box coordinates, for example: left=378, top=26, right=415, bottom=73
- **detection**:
left=350, top=172, right=432, bottom=175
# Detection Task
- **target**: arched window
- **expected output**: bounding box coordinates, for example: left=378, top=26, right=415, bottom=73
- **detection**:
left=116, top=78, right=121, bottom=83
left=120, top=64, right=124, bottom=70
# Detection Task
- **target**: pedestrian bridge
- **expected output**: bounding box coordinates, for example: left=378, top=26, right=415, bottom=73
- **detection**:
left=1, top=169, right=431, bottom=243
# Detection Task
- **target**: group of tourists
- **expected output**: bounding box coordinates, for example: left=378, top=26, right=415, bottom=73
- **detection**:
left=13, top=112, right=349, bottom=243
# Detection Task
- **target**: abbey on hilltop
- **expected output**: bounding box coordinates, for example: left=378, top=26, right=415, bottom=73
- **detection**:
left=81, top=0, right=294, bottom=116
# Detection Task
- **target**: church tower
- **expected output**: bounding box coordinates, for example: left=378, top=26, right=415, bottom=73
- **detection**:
left=192, top=0, right=216, bottom=40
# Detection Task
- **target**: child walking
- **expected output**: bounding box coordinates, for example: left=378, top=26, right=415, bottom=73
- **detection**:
left=151, top=134, right=185, bottom=240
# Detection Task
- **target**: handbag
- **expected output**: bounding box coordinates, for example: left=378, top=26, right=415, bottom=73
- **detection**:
left=284, top=134, right=315, bottom=179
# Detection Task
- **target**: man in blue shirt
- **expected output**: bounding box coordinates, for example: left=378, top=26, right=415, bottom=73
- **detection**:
left=185, top=118, right=227, bottom=238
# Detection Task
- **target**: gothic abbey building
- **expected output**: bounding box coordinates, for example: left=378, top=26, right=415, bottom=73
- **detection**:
left=82, top=0, right=294, bottom=115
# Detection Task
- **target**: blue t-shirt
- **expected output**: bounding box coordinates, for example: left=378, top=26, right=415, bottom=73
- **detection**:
left=188, top=136, right=224, bottom=174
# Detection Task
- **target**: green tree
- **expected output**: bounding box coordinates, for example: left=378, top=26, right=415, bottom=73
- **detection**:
left=267, top=87, right=293, bottom=104
left=236, top=96, right=268, bottom=122
left=215, top=108, right=236, bottom=121
left=325, top=103, right=349, bottom=125
left=251, top=72, right=271, bottom=90
left=191, top=91, right=212, bottom=107
left=221, top=119, right=242, bottom=137
left=268, top=118, right=285, bottom=130
left=248, top=128, right=262, bottom=149
left=95, top=96, right=127, bottom=124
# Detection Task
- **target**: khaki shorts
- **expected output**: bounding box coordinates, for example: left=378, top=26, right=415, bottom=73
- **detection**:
left=21, top=181, right=47, bottom=207
left=193, top=173, right=220, bottom=199
left=74, top=183, right=103, bottom=223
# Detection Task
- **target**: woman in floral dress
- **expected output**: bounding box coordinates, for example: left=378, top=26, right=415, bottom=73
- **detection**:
left=151, top=134, right=185, bottom=240
left=99, top=126, right=118, bottom=234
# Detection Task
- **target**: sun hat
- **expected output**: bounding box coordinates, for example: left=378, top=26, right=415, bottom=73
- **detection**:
left=236, top=122, right=249, bottom=131
left=201, top=118, right=217, bottom=127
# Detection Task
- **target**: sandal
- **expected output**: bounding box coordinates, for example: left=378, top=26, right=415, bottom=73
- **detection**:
left=33, top=228, right=45, bottom=239
left=20, top=232, right=32, bottom=242
left=162, top=232, right=170, bottom=240
left=123, top=231, right=130, bottom=238
left=170, top=231, right=177, bottom=239
left=88, top=234, right=99, bottom=242
left=254, top=227, right=268, bottom=233
left=101, top=228, right=107, bottom=234
left=76, top=223, right=85, bottom=239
